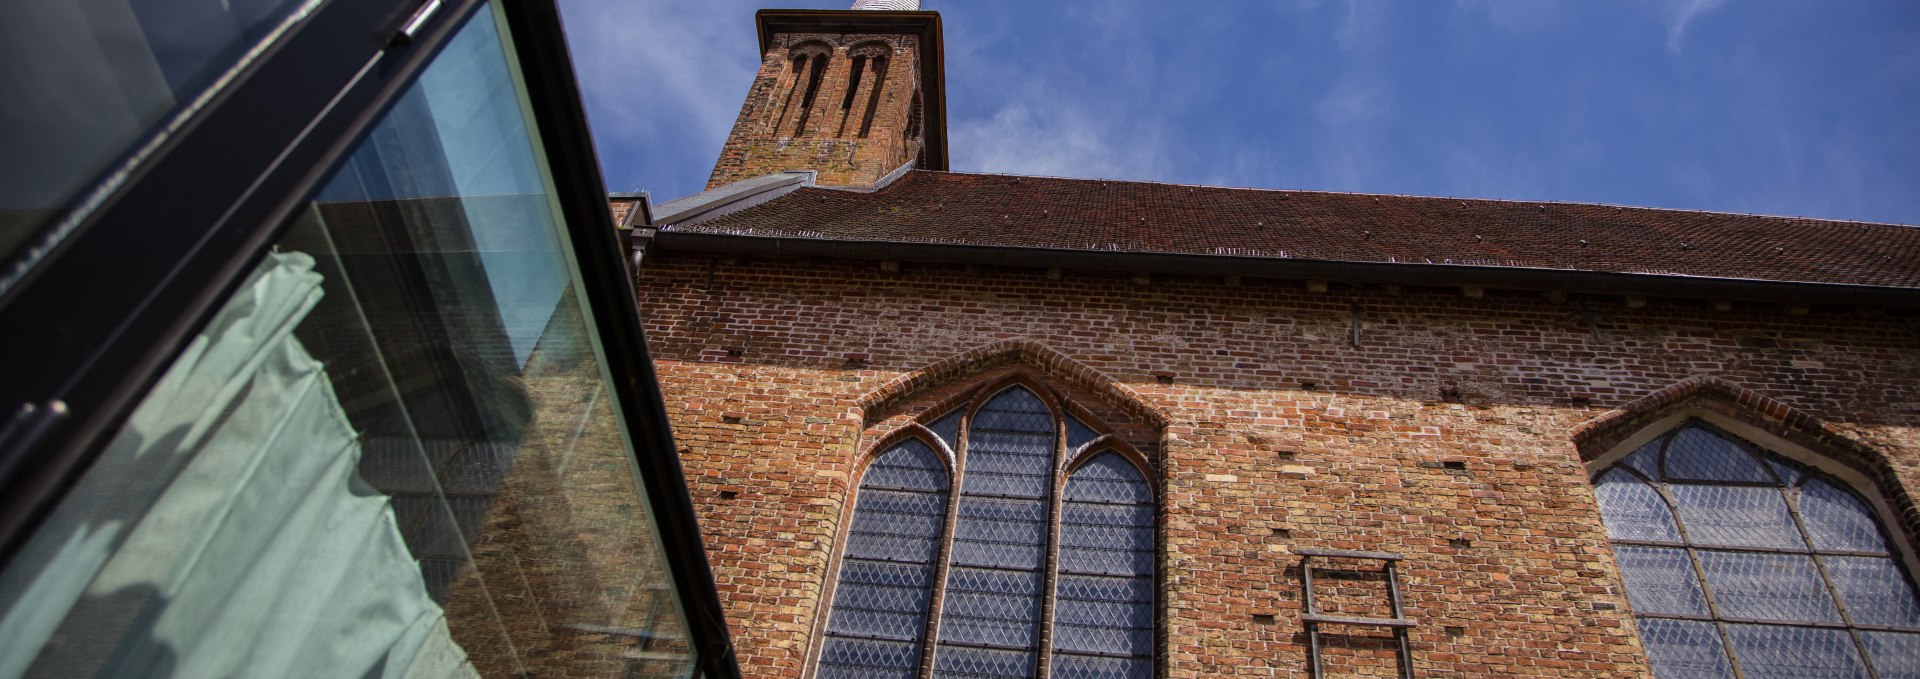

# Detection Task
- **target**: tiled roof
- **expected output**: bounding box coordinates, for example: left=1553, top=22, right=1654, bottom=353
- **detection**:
left=666, top=170, right=1920, bottom=289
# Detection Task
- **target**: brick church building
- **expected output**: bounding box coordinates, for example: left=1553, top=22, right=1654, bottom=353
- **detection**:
left=621, top=2, right=1920, bottom=677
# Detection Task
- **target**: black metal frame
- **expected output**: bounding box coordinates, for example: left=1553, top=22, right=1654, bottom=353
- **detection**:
left=1596, top=419, right=1920, bottom=678
left=0, top=1, right=738, bottom=676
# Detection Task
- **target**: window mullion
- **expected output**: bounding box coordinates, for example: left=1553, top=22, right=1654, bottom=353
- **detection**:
left=1785, top=483, right=1885, bottom=679
left=918, top=409, right=967, bottom=679
left=1655, top=428, right=1747, bottom=678
left=1031, top=417, right=1067, bottom=679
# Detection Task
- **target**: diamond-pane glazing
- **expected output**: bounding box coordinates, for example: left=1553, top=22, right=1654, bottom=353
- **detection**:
left=934, top=386, right=1056, bottom=672
left=1767, top=458, right=1803, bottom=487
left=1823, top=556, right=1920, bottom=627
left=1052, top=654, right=1152, bottom=679
left=929, top=409, right=963, bottom=452
left=1623, top=439, right=1664, bottom=482
left=1596, top=469, right=1683, bottom=542
left=1862, top=631, right=1920, bottom=679
left=1697, top=550, right=1841, bottom=623
left=932, top=645, right=1034, bottom=679
left=818, top=637, right=923, bottom=679
left=1054, top=453, right=1154, bottom=667
left=1615, top=546, right=1709, bottom=616
left=1725, top=624, right=1869, bottom=679
left=1059, top=652, right=1144, bottom=679
left=817, top=441, right=951, bottom=678
left=950, top=497, right=1047, bottom=570
left=1066, top=414, right=1099, bottom=453
left=1604, top=422, right=1920, bottom=679
left=1664, top=427, right=1774, bottom=483
left=1799, top=478, right=1890, bottom=553
left=1637, top=618, right=1735, bottom=679
left=1669, top=484, right=1801, bottom=549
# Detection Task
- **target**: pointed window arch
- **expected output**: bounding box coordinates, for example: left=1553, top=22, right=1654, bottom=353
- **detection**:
left=818, top=438, right=951, bottom=678
left=816, top=381, right=1158, bottom=679
left=1592, top=420, right=1920, bottom=678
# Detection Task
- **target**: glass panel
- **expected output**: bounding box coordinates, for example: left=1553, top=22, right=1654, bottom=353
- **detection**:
left=1637, top=618, right=1735, bottom=679
left=949, top=498, right=1047, bottom=570
left=1664, top=427, right=1774, bottom=484
left=1669, top=485, right=1802, bottom=550
left=845, top=490, right=949, bottom=563
left=1725, top=624, right=1869, bottom=679
left=1064, top=454, right=1154, bottom=505
left=1823, top=556, right=1920, bottom=627
left=1596, top=469, right=1683, bottom=542
left=936, top=567, right=1044, bottom=647
left=1622, top=438, right=1664, bottom=482
left=818, top=441, right=948, bottom=678
left=932, top=645, right=1034, bottom=679
left=1615, top=546, right=1710, bottom=617
left=935, top=387, right=1053, bottom=678
left=0, top=0, right=313, bottom=282
left=862, top=438, right=949, bottom=491
left=1799, top=478, right=1890, bottom=553
left=1065, top=413, right=1099, bottom=453
left=928, top=409, right=963, bottom=451
left=817, top=638, right=921, bottom=679
left=1696, top=551, right=1841, bottom=623
left=1053, top=453, right=1153, bottom=671
left=1051, top=654, right=1152, bottom=679
left=1861, top=631, right=1920, bottom=679
left=1766, top=459, right=1803, bottom=487
left=0, top=6, right=698, bottom=678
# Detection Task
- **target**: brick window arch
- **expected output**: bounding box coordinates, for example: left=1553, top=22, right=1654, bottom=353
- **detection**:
left=815, top=382, right=1157, bottom=679
left=1591, top=420, right=1920, bottom=677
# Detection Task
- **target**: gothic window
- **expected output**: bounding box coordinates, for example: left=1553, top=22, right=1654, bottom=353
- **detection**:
left=1592, top=421, right=1920, bottom=678
left=818, top=439, right=950, bottom=678
left=816, top=384, right=1156, bottom=679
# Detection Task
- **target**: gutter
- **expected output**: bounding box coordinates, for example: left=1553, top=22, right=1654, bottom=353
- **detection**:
left=647, top=232, right=1920, bottom=308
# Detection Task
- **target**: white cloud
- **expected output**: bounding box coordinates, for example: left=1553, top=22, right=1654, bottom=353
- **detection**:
left=1334, top=0, right=1386, bottom=53
left=951, top=102, right=1171, bottom=181
left=557, top=0, right=766, bottom=196
left=1657, top=0, right=1727, bottom=54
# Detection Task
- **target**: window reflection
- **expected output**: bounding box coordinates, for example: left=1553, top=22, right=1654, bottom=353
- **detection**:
left=0, top=0, right=314, bottom=278
left=0, top=4, right=694, bottom=677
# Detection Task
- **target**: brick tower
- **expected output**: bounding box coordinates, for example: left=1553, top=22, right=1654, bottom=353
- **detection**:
left=706, top=2, right=947, bottom=189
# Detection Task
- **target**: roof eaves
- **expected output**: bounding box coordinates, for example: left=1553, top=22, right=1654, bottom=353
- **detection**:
left=649, top=232, right=1920, bottom=308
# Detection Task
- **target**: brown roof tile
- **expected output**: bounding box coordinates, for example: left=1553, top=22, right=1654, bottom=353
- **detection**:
left=666, top=170, right=1920, bottom=289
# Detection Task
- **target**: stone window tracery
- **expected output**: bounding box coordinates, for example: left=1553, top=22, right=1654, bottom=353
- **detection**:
left=1592, top=421, right=1920, bottom=678
left=815, top=383, right=1156, bottom=679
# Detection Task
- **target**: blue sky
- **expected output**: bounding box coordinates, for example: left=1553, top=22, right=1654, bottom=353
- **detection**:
left=558, top=1, right=1920, bottom=226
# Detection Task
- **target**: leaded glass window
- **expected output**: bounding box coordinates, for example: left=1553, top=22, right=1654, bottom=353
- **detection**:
left=936, top=387, right=1057, bottom=678
left=1593, top=422, right=1920, bottom=678
left=818, top=384, right=1157, bottom=678
left=819, top=439, right=951, bottom=679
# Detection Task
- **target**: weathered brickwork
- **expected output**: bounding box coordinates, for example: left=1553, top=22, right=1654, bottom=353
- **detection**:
left=707, top=33, right=924, bottom=189
left=633, top=253, right=1920, bottom=677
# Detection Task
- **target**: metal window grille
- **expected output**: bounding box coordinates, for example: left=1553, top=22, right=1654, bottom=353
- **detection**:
left=1594, top=421, right=1920, bottom=678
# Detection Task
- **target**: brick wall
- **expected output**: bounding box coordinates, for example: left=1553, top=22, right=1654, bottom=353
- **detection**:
left=707, top=33, right=923, bottom=189
left=634, top=252, right=1920, bottom=677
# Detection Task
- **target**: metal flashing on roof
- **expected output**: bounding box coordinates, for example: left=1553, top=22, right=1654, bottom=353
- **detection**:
left=753, top=9, right=947, bottom=172
left=652, top=171, right=816, bottom=227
